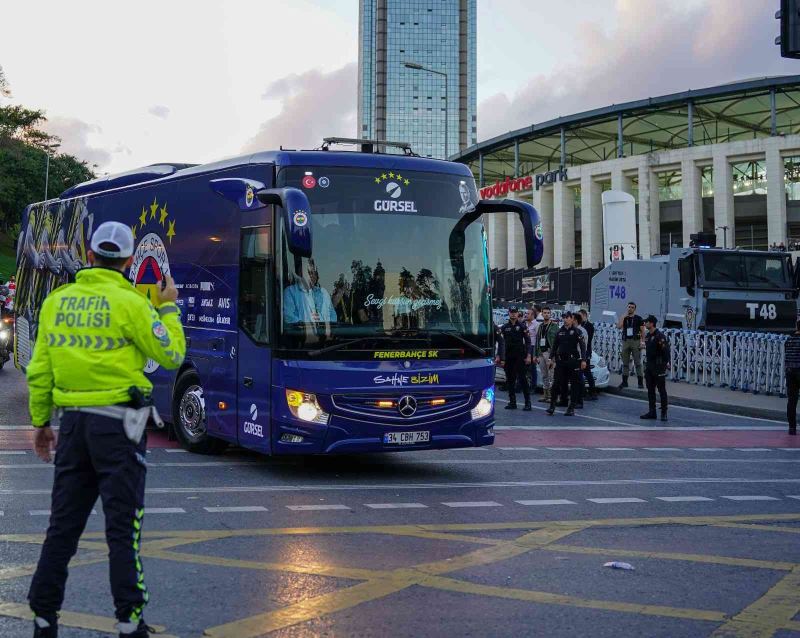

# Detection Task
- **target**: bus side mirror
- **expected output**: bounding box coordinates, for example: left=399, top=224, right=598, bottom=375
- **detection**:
left=473, top=199, right=543, bottom=267
left=256, top=187, right=312, bottom=258
left=678, top=257, right=693, bottom=288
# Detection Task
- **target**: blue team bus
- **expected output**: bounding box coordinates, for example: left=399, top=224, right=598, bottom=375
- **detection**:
left=14, top=138, right=542, bottom=455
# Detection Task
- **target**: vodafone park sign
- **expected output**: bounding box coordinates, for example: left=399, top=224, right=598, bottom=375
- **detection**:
left=479, top=166, right=568, bottom=199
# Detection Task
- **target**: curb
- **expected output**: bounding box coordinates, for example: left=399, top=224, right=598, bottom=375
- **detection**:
left=603, top=386, right=784, bottom=421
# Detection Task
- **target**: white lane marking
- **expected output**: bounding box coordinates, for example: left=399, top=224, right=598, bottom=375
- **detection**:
left=546, top=447, right=587, bottom=451
left=643, top=448, right=681, bottom=451
left=442, top=501, right=503, bottom=508
left=515, top=499, right=577, bottom=506
left=735, top=448, right=773, bottom=452
left=497, top=447, right=539, bottom=450
left=146, top=507, right=187, bottom=514
left=597, top=447, right=634, bottom=451
left=787, top=495, right=800, bottom=500
left=364, top=503, right=428, bottom=509
left=286, top=504, right=351, bottom=511
left=30, top=509, right=97, bottom=516
left=495, top=425, right=785, bottom=431
left=602, top=392, right=784, bottom=423
left=0, top=510, right=3, bottom=516
left=587, top=498, right=647, bottom=504
left=164, top=449, right=188, bottom=453
left=778, top=448, right=800, bottom=451
left=5, top=476, right=800, bottom=496
left=203, top=506, right=267, bottom=513
left=691, top=448, right=724, bottom=451
left=655, top=496, right=715, bottom=502
left=721, top=495, right=780, bottom=501
left=0, top=451, right=25, bottom=455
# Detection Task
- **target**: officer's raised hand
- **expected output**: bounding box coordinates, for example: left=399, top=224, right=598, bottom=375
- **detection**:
left=157, top=274, right=178, bottom=304
left=33, top=424, right=55, bottom=463
left=580, top=360, right=587, bottom=370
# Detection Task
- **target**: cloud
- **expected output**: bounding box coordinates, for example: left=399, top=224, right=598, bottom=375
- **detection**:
left=243, top=63, right=357, bottom=153
left=148, top=104, right=170, bottom=119
left=478, top=0, right=796, bottom=140
left=43, top=116, right=113, bottom=169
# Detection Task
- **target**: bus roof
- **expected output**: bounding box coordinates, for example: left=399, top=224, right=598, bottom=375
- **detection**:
left=58, top=150, right=473, bottom=200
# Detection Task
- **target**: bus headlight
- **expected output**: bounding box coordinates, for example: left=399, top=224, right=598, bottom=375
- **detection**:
left=285, top=389, right=329, bottom=424
left=0, top=329, right=9, bottom=341
left=471, top=386, right=495, bottom=420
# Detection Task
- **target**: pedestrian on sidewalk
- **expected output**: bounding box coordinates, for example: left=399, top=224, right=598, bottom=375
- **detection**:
left=25, top=222, right=186, bottom=638
left=617, top=301, right=645, bottom=389
left=579, top=309, right=598, bottom=400
left=524, top=305, right=542, bottom=396
left=496, top=307, right=532, bottom=411
left=546, top=312, right=587, bottom=417
left=784, top=320, right=800, bottom=435
left=534, top=306, right=559, bottom=404
left=640, top=315, right=670, bottom=422
left=573, top=312, right=590, bottom=409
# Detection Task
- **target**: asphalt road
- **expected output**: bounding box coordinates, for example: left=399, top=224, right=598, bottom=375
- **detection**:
left=1, top=367, right=799, bottom=637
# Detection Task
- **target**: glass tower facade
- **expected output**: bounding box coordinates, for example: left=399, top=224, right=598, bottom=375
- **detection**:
left=358, top=0, right=477, bottom=159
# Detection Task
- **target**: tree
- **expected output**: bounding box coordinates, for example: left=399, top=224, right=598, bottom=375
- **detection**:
left=0, top=103, right=94, bottom=230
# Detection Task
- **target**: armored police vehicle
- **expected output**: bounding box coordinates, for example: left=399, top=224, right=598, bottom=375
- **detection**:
left=591, top=237, right=797, bottom=333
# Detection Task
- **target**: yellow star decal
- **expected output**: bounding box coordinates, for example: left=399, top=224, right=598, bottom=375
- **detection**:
left=374, top=177, right=381, bottom=184
left=131, top=224, right=137, bottom=240
left=166, top=219, right=176, bottom=243
left=139, top=207, right=147, bottom=228
left=159, top=205, right=168, bottom=227
left=381, top=173, right=387, bottom=180
left=396, top=173, right=403, bottom=181
left=404, top=179, right=410, bottom=186
left=149, top=197, right=159, bottom=219
left=389, top=172, right=395, bottom=178
left=150, top=204, right=157, bottom=220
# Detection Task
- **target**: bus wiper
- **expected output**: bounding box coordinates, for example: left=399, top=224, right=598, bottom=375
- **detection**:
left=308, top=335, right=399, bottom=358
left=390, top=328, right=489, bottom=357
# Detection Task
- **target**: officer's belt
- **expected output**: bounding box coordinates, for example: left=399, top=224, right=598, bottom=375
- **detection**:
left=61, top=405, right=163, bottom=445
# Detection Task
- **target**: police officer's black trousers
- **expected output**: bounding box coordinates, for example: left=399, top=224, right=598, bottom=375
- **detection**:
left=552, top=359, right=581, bottom=407
left=505, top=355, right=530, bottom=405
left=645, top=369, right=668, bottom=413
left=29, top=411, right=149, bottom=623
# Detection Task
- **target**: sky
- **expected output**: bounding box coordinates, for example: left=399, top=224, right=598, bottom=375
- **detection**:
left=0, top=0, right=797, bottom=175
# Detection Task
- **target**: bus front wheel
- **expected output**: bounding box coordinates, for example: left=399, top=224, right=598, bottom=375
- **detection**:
left=172, top=370, right=228, bottom=455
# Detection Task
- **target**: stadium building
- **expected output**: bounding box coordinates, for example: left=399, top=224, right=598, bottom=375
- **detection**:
left=453, top=76, right=800, bottom=270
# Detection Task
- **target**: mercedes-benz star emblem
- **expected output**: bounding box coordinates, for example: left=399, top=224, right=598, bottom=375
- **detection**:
left=397, top=395, right=418, bottom=418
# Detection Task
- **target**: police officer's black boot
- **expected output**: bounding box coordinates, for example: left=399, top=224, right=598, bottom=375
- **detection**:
left=33, top=615, right=57, bottom=638
left=564, top=404, right=575, bottom=417
left=546, top=399, right=555, bottom=416
left=660, top=408, right=668, bottom=422
left=790, top=426, right=797, bottom=436
left=505, top=395, right=517, bottom=410
left=523, top=400, right=532, bottom=411
left=640, top=410, right=656, bottom=420
left=637, top=376, right=645, bottom=389
left=618, top=376, right=628, bottom=389
left=117, top=619, right=152, bottom=638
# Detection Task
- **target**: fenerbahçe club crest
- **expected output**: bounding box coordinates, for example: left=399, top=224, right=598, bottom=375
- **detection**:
left=129, top=197, right=176, bottom=373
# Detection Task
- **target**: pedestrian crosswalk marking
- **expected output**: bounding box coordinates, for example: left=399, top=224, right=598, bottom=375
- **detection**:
left=286, top=505, right=351, bottom=511
left=656, top=496, right=714, bottom=502
left=587, top=498, right=647, bottom=504
left=365, top=503, right=428, bottom=509
left=721, top=495, right=780, bottom=501
left=204, top=506, right=267, bottom=513
left=515, top=499, right=577, bottom=506
left=442, top=501, right=503, bottom=508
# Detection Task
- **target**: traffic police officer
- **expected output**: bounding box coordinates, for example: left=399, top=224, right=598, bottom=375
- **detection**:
left=496, top=307, right=532, bottom=410
left=640, top=315, right=670, bottom=422
left=27, top=222, right=185, bottom=638
left=546, top=312, right=587, bottom=417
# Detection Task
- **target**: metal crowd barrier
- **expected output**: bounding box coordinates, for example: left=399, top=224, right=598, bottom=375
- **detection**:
left=593, top=323, right=789, bottom=396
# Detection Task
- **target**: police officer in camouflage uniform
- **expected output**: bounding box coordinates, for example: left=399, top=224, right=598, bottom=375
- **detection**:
left=26, top=222, right=186, bottom=638
left=496, top=307, right=532, bottom=410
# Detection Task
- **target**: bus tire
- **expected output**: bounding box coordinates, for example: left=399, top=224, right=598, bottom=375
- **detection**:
left=172, top=370, right=228, bottom=455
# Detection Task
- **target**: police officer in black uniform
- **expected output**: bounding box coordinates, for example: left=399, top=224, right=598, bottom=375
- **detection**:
left=640, top=315, right=670, bottom=421
left=496, top=307, right=532, bottom=410
left=546, top=312, right=587, bottom=417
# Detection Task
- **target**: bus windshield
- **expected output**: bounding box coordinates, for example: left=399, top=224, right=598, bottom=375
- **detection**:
left=699, top=252, right=792, bottom=289
left=276, top=166, right=490, bottom=355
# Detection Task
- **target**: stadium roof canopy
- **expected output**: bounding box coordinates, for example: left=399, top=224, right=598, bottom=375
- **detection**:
left=452, top=76, right=800, bottom=185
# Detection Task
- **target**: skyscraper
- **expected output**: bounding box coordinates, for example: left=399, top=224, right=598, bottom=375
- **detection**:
left=358, top=0, right=477, bottom=159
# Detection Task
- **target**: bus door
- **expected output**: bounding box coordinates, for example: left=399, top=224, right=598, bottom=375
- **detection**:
left=237, top=224, right=273, bottom=453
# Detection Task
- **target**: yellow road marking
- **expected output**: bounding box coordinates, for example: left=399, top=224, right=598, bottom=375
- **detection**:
left=0, top=601, right=176, bottom=637
left=422, top=574, right=727, bottom=622
left=544, top=544, right=798, bottom=572
left=203, top=578, right=408, bottom=638
left=710, top=567, right=800, bottom=637
left=712, top=522, right=800, bottom=535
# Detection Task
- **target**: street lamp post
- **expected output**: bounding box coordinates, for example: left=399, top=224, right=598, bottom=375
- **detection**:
left=404, top=61, right=448, bottom=159
left=43, top=143, right=57, bottom=201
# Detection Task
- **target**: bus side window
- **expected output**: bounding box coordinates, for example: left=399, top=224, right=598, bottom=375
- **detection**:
left=240, top=226, right=271, bottom=344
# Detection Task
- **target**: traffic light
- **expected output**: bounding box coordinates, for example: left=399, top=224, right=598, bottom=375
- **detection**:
left=777, top=0, right=800, bottom=59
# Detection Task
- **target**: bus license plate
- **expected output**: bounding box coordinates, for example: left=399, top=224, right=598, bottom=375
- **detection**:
left=384, top=431, right=430, bottom=445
